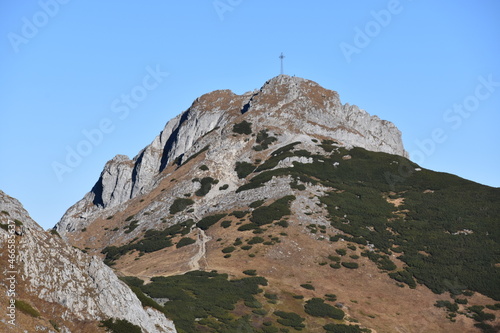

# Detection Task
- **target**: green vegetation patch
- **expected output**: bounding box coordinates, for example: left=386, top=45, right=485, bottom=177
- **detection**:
left=249, top=199, right=265, bottom=208
left=323, top=323, right=371, bottom=332
left=222, top=246, right=236, bottom=253
left=100, top=318, right=142, bottom=333
left=341, top=262, right=359, bottom=269
left=300, top=283, right=315, bottom=290
left=196, top=213, right=227, bottom=230
left=238, top=223, right=259, bottom=231
left=304, top=298, right=345, bottom=320
left=138, top=270, right=267, bottom=332
left=250, top=195, right=295, bottom=226
left=233, top=120, right=253, bottom=134
left=247, top=236, right=265, bottom=245
left=176, top=237, right=196, bottom=248
left=221, top=220, right=232, bottom=228
left=169, top=198, right=195, bottom=214
left=102, top=220, right=194, bottom=263
left=361, top=251, right=396, bottom=271
left=243, top=269, right=257, bottom=276
left=194, top=177, right=218, bottom=197
left=230, top=210, right=249, bottom=218
left=15, top=300, right=40, bottom=318
left=253, top=129, right=278, bottom=151
left=255, top=141, right=301, bottom=172
left=388, top=270, right=417, bottom=289
left=124, top=220, right=139, bottom=234
left=273, top=310, right=305, bottom=330
left=236, top=144, right=500, bottom=301
left=235, top=161, right=256, bottom=179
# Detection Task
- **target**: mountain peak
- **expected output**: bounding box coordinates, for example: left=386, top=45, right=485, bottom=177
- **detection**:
left=56, top=77, right=407, bottom=233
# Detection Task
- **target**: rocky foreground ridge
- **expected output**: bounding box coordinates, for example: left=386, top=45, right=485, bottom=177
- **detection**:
left=56, top=75, right=407, bottom=236
left=0, top=190, right=176, bottom=333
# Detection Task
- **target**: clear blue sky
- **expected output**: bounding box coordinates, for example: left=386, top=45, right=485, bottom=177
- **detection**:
left=1, top=1, right=499, bottom=229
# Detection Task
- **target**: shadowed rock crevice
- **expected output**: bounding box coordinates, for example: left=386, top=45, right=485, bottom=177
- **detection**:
left=159, top=109, right=190, bottom=172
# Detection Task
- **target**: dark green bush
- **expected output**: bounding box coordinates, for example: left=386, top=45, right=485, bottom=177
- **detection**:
left=196, top=214, right=227, bottom=230
left=328, top=255, right=341, bottom=262
left=304, top=298, right=344, bottom=319
left=235, top=161, right=256, bottom=179
left=243, top=269, right=257, bottom=276
left=435, top=300, right=459, bottom=312
left=335, top=249, right=347, bottom=256
left=195, top=177, right=217, bottom=196
left=248, top=236, right=264, bottom=244
left=389, top=270, right=417, bottom=289
left=323, top=323, right=371, bottom=332
left=15, top=300, right=40, bottom=318
left=231, top=210, right=249, bottom=218
left=233, top=120, right=252, bottom=134
left=170, top=198, right=195, bottom=214
left=176, top=237, right=196, bottom=248
left=100, top=318, right=142, bottom=333
left=486, top=303, right=500, bottom=310
left=221, top=220, right=232, bottom=228
left=300, top=283, right=315, bottom=290
left=341, top=262, right=359, bottom=269
left=244, top=298, right=262, bottom=308
left=222, top=246, right=236, bottom=253
left=362, top=251, right=396, bottom=271
left=129, top=286, right=163, bottom=311
left=124, top=220, right=139, bottom=234
left=276, top=220, right=289, bottom=228
left=250, top=195, right=295, bottom=226
left=119, top=276, right=144, bottom=287
left=102, top=220, right=195, bottom=262
left=253, top=308, right=268, bottom=316
left=250, top=199, right=265, bottom=208
left=273, top=311, right=305, bottom=330
left=264, top=293, right=278, bottom=300
left=139, top=271, right=266, bottom=332
left=238, top=223, right=259, bottom=231
left=253, top=129, right=278, bottom=150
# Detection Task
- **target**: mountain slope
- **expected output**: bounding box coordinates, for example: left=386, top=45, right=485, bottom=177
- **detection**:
left=54, top=76, right=500, bottom=332
left=0, top=190, right=176, bottom=333
left=56, top=75, right=407, bottom=235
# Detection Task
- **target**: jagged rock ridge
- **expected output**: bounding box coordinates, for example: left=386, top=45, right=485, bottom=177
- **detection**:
left=56, top=75, right=407, bottom=235
left=0, top=190, right=176, bottom=333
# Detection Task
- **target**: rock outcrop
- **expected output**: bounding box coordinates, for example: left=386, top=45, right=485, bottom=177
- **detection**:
left=56, top=75, right=407, bottom=235
left=0, top=190, right=177, bottom=333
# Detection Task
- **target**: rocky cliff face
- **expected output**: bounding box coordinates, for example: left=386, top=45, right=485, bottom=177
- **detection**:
left=0, top=190, right=177, bottom=333
left=56, top=75, right=407, bottom=235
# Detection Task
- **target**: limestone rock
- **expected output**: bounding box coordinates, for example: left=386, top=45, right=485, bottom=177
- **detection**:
left=0, top=190, right=177, bottom=333
left=56, top=75, right=407, bottom=236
